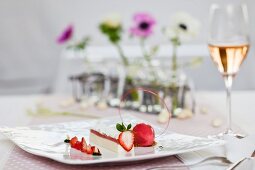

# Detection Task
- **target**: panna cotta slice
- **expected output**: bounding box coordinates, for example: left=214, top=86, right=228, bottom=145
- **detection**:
left=89, top=127, right=134, bottom=154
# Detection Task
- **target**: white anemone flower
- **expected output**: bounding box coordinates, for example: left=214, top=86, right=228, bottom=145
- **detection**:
left=165, top=12, right=201, bottom=43
left=101, top=13, right=121, bottom=28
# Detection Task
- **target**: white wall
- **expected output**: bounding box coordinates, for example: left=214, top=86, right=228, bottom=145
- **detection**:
left=0, top=0, right=254, bottom=94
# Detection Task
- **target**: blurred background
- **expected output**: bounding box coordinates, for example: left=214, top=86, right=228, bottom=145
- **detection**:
left=0, top=0, right=254, bottom=95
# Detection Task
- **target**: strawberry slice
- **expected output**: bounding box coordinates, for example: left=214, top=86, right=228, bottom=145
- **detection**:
left=70, top=136, right=78, bottom=148
left=68, top=136, right=102, bottom=156
left=91, top=146, right=95, bottom=152
left=73, top=141, right=82, bottom=150
left=118, top=131, right=134, bottom=152
left=81, top=137, right=87, bottom=153
left=86, top=144, right=93, bottom=154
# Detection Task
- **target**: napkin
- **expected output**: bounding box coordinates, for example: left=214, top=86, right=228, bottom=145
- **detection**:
left=224, top=135, right=255, bottom=163
left=231, top=157, right=255, bottom=170
left=178, top=135, right=255, bottom=170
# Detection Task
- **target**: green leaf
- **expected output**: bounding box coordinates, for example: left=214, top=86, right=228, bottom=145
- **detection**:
left=116, top=123, right=123, bottom=132
left=127, top=123, right=132, bottom=130
left=74, top=37, right=90, bottom=50
left=66, top=36, right=91, bottom=51
left=150, top=45, right=159, bottom=57
left=171, top=37, right=181, bottom=46
left=122, top=123, right=126, bottom=131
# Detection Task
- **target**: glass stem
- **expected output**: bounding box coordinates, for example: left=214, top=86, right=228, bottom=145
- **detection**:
left=224, top=75, right=233, bottom=133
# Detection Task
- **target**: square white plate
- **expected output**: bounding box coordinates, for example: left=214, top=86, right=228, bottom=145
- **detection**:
left=0, top=115, right=224, bottom=165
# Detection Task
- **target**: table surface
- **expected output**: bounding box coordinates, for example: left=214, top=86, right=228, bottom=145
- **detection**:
left=0, top=91, right=254, bottom=169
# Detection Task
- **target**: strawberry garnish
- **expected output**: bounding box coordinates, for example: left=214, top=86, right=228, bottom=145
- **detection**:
left=81, top=137, right=87, bottom=153
left=81, top=137, right=85, bottom=144
left=91, top=146, right=95, bottom=152
left=70, top=136, right=78, bottom=147
left=70, top=136, right=101, bottom=156
left=67, top=136, right=101, bottom=156
left=118, top=131, right=134, bottom=152
left=73, top=141, right=82, bottom=150
left=86, top=144, right=93, bottom=154
left=116, top=122, right=134, bottom=151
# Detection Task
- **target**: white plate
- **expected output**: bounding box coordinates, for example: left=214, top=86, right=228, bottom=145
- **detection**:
left=0, top=115, right=224, bottom=165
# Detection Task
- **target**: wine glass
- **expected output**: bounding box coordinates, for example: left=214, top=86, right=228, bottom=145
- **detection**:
left=208, top=1, right=250, bottom=137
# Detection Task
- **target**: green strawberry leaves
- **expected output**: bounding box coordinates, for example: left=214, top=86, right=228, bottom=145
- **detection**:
left=127, top=123, right=132, bottom=130
left=116, top=122, right=132, bottom=132
left=116, top=123, right=124, bottom=132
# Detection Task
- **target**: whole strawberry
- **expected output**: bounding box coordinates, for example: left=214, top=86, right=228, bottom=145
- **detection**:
left=133, top=123, right=155, bottom=147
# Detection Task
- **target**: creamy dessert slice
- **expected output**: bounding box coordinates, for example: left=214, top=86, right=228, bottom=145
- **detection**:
left=89, top=125, right=134, bottom=154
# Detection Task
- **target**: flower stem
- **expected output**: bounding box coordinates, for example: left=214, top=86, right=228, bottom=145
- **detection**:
left=171, top=43, right=178, bottom=77
left=140, top=38, right=157, bottom=84
left=115, top=43, right=129, bottom=67
left=170, top=40, right=179, bottom=112
left=140, top=38, right=149, bottom=60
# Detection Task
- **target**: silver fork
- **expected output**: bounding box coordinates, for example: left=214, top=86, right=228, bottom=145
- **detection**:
left=146, top=156, right=231, bottom=170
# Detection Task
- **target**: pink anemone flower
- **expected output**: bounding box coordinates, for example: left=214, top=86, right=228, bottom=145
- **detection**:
left=57, top=24, right=73, bottom=44
left=130, top=13, right=156, bottom=38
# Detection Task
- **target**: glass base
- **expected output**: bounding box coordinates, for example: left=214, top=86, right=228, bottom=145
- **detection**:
left=208, top=129, right=246, bottom=139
